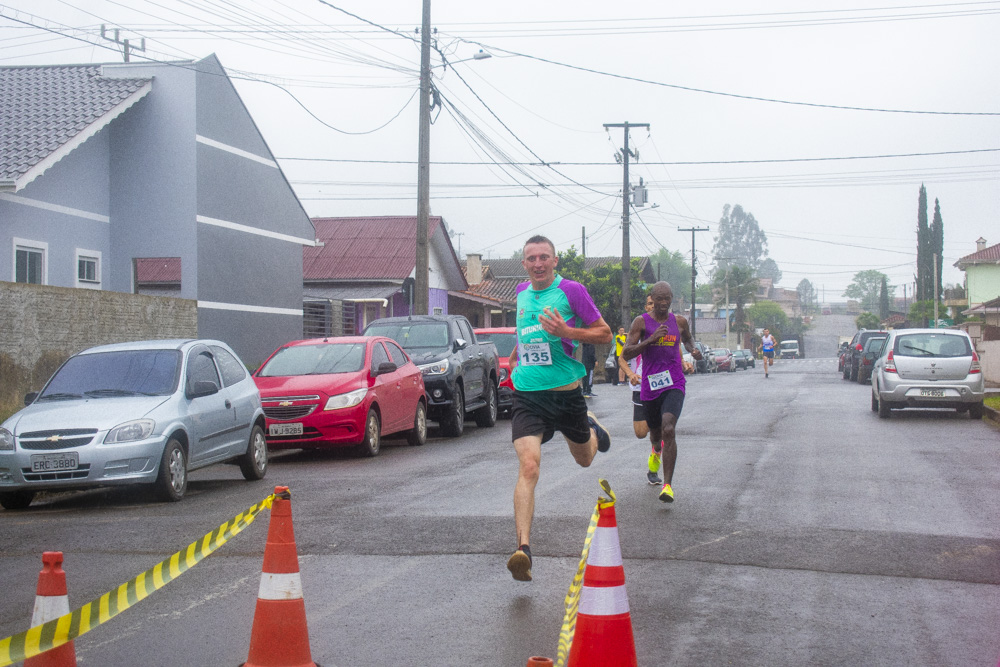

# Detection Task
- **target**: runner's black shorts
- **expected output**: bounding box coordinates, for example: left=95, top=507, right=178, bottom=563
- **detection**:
left=632, top=390, right=645, bottom=422
left=643, top=389, right=685, bottom=430
left=511, top=386, right=591, bottom=444
left=763, top=350, right=774, bottom=358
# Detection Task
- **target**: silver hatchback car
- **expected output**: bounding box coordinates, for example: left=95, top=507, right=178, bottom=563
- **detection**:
left=0, top=339, right=268, bottom=509
left=870, top=328, right=984, bottom=419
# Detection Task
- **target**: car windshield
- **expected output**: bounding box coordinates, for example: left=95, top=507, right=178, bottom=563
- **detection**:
left=38, top=350, right=181, bottom=400
left=477, top=332, right=516, bottom=357
left=365, top=323, right=450, bottom=350
left=863, top=337, right=887, bottom=353
left=894, top=333, right=970, bottom=358
left=258, top=343, right=366, bottom=376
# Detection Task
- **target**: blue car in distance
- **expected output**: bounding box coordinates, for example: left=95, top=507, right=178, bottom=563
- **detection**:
left=0, top=339, right=268, bottom=509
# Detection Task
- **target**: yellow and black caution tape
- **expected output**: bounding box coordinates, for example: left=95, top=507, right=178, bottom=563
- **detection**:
left=0, top=491, right=282, bottom=667
left=556, top=479, right=616, bottom=667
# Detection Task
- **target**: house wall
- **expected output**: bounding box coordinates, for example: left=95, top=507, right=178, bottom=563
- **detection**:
left=0, top=127, right=112, bottom=288
left=0, top=281, right=197, bottom=421
left=978, top=339, right=1000, bottom=387
left=966, top=265, right=1000, bottom=306
left=429, top=288, right=449, bottom=314
left=104, top=62, right=199, bottom=297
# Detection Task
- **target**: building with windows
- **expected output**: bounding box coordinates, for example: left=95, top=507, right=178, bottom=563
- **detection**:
left=0, top=56, right=315, bottom=365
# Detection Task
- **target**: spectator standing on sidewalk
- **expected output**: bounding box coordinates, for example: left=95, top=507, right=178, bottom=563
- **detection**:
left=581, top=342, right=596, bottom=397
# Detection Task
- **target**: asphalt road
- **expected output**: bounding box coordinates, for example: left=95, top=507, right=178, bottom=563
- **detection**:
left=2, top=316, right=999, bottom=666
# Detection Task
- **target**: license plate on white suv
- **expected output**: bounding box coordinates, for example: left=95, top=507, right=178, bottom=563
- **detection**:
left=269, top=423, right=303, bottom=436
left=920, top=389, right=945, bottom=397
left=31, top=452, right=79, bottom=472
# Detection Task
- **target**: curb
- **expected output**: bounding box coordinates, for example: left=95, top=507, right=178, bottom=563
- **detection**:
left=985, top=404, right=1000, bottom=427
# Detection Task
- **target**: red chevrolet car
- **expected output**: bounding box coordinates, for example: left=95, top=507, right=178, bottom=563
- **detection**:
left=253, top=337, right=426, bottom=456
left=474, top=327, right=516, bottom=416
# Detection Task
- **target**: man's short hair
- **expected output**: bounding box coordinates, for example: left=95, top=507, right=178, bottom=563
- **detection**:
left=524, top=235, right=556, bottom=255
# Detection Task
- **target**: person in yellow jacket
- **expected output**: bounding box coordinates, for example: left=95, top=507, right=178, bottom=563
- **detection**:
left=615, top=327, right=628, bottom=384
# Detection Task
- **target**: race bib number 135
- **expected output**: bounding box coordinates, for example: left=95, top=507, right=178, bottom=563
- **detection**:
left=520, top=343, right=552, bottom=366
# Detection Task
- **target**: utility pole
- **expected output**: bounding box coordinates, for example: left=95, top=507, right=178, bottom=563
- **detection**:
left=933, top=252, right=939, bottom=327
left=604, top=121, right=649, bottom=330
left=581, top=226, right=586, bottom=257
left=679, top=227, right=710, bottom=340
left=415, top=0, right=432, bottom=315
left=101, top=25, right=145, bottom=63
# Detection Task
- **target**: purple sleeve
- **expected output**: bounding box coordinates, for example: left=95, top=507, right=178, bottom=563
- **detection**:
left=515, top=281, right=529, bottom=297
left=559, top=279, right=602, bottom=325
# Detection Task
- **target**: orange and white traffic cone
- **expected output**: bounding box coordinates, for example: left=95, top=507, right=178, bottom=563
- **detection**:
left=24, top=551, right=77, bottom=667
left=243, top=487, right=316, bottom=667
left=566, top=501, right=637, bottom=667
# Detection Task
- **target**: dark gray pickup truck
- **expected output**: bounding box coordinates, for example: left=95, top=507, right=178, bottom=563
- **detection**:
left=364, top=315, right=500, bottom=437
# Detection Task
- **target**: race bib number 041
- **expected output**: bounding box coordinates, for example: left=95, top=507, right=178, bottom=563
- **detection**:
left=520, top=342, right=552, bottom=366
left=647, top=369, right=674, bottom=391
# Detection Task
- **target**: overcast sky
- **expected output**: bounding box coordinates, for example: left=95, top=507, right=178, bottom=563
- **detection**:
left=2, top=1, right=997, bottom=299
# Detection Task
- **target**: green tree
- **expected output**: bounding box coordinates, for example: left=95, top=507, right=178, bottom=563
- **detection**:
left=649, top=248, right=692, bottom=294
left=908, top=299, right=944, bottom=327
left=556, top=249, right=646, bottom=331
left=757, top=258, right=782, bottom=284
left=844, top=270, right=894, bottom=313
left=878, top=276, right=890, bottom=319
left=931, top=198, right=944, bottom=301
left=712, top=204, right=769, bottom=272
left=796, top=279, right=817, bottom=314
left=556, top=246, right=585, bottom=283
left=746, top=301, right=789, bottom=341
left=856, top=312, right=881, bottom=330
left=713, top=265, right=759, bottom=334
left=916, top=184, right=930, bottom=300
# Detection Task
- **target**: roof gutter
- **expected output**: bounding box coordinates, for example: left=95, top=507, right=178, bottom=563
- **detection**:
left=0, top=180, right=16, bottom=193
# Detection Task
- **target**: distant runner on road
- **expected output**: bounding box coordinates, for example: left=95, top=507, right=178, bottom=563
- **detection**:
left=622, top=281, right=701, bottom=503
left=506, top=235, right=613, bottom=582
left=760, top=328, right=776, bottom=378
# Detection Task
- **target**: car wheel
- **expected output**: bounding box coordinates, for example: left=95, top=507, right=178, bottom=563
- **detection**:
left=877, top=394, right=891, bottom=419
left=407, top=401, right=428, bottom=446
left=849, top=363, right=859, bottom=382
left=358, top=408, right=381, bottom=457
left=155, top=438, right=187, bottom=502
left=0, top=490, right=36, bottom=510
left=969, top=402, right=985, bottom=420
left=239, top=425, right=268, bottom=481
left=474, top=381, right=498, bottom=428
left=441, top=387, right=465, bottom=437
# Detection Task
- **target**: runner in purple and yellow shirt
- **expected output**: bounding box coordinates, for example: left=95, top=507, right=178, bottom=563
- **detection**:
left=622, top=281, right=701, bottom=503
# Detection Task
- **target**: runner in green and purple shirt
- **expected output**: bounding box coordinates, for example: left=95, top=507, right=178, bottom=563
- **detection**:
left=505, top=235, right=613, bottom=582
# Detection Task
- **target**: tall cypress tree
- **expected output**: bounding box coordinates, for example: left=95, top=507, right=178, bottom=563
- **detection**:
left=879, top=276, right=890, bottom=319
left=931, top=198, right=944, bottom=301
left=916, top=184, right=929, bottom=300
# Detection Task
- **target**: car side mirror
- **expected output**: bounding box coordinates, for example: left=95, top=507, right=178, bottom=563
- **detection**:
left=454, top=338, right=468, bottom=352
left=374, top=361, right=397, bottom=376
left=188, top=380, right=220, bottom=399
left=24, top=392, right=38, bottom=406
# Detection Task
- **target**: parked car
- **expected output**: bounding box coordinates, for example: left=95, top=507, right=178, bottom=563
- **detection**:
left=713, top=348, right=735, bottom=372
left=0, top=339, right=267, bottom=509
left=693, top=342, right=713, bottom=373
left=870, top=329, right=984, bottom=419
left=732, top=349, right=755, bottom=370
left=779, top=339, right=800, bottom=359
left=843, top=329, right=889, bottom=381
left=837, top=341, right=851, bottom=372
left=253, top=336, right=426, bottom=457
left=474, top=327, right=516, bottom=416
left=364, top=315, right=500, bottom=437
left=855, top=335, right=887, bottom=384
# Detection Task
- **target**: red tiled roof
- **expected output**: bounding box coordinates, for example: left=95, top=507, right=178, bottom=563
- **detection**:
left=305, top=216, right=443, bottom=281
left=465, top=277, right=521, bottom=305
left=135, top=257, right=181, bottom=283
left=955, top=242, right=1000, bottom=268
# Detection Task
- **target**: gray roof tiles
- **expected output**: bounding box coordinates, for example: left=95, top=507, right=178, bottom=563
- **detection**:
left=1, top=64, right=152, bottom=183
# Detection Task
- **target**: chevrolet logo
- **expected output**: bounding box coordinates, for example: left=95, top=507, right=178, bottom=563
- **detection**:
left=46, top=435, right=63, bottom=442
left=279, top=401, right=293, bottom=407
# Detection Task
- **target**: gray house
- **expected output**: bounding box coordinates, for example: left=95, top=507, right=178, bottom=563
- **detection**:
left=0, top=55, right=316, bottom=365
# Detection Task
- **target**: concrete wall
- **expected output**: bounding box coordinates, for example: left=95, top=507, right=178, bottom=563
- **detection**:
left=966, top=265, right=1000, bottom=307
left=978, top=339, right=1000, bottom=388
left=0, top=282, right=197, bottom=421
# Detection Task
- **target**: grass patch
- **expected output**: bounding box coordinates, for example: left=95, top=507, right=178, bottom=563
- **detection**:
left=986, top=395, right=1000, bottom=411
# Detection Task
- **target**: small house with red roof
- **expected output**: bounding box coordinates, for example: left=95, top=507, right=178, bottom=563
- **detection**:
left=955, top=237, right=1000, bottom=309
left=304, top=215, right=476, bottom=335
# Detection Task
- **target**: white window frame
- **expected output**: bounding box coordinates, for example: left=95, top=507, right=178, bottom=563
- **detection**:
left=12, top=237, right=48, bottom=285
left=432, top=307, right=444, bottom=315
left=74, top=249, right=102, bottom=289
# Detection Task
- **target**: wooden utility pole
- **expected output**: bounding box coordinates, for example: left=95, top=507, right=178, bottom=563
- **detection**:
left=603, top=122, right=649, bottom=329
left=415, top=0, right=432, bottom=315
left=679, top=227, right=710, bottom=340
